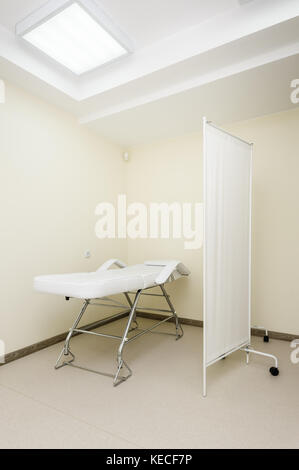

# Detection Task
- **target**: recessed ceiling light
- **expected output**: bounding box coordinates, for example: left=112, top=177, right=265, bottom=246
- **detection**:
left=16, top=0, right=133, bottom=75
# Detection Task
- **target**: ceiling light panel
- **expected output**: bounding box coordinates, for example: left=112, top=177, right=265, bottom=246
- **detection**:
left=16, top=0, right=132, bottom=75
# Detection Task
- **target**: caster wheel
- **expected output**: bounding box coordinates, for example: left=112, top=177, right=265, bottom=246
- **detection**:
left=264, top=335, right=269, bottom=343
left=269, top=367, right=279, bottom=376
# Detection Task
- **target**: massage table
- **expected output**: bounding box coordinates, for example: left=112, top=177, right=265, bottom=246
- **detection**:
left=34, top=259, right=190, bottom=385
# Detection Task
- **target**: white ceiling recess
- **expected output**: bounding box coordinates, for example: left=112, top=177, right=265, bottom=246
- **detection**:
left=0, top=0, right=298, bottom=146
left=86, top=54, right=299, bottom=146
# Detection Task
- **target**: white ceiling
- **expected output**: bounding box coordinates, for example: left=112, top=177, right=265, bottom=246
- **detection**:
left=0, top=0, right=298, bottom=146
left=87, top=54, right=299, bottom=146
left=0, top=0, right=238, bottom=48
left=79, top=16, right=299, bottom=120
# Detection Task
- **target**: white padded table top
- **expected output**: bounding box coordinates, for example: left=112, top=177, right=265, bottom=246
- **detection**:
left=34, top=263, right=182, bottom=299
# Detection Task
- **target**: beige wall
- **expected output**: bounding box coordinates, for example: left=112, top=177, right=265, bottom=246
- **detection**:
left=127, top=108, right=299, bottom=335
left=1, top=81, right=299, bottom=356
left=0, top=82, right=126, bottom=354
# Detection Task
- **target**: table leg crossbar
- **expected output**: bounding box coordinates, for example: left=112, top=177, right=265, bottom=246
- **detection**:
left=55, top=284, right=183, bottom=386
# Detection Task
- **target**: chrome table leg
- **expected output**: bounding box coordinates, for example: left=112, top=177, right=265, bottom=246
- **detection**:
left=55, top=300, right=89, bottom=369
left=160, top=284, right=184, bottom=339
left=114, top=290, right=142, bottom=386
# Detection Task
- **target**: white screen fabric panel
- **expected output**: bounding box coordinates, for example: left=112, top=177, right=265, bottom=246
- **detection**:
left=204, top=123, right=252, bottom=365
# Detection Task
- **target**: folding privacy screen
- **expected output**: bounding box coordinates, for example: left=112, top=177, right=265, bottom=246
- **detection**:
left=202, top=118, right=279, bottom=397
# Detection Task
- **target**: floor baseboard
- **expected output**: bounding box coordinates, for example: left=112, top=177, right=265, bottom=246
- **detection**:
left=137, top=312, right=298, bottom=343
left=2, top=311, right=129, bottom=366
left=2, top=311, right=297, bottom=367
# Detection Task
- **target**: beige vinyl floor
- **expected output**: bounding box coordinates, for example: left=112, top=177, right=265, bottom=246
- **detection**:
left=0, top=317, right=298, bottom=449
